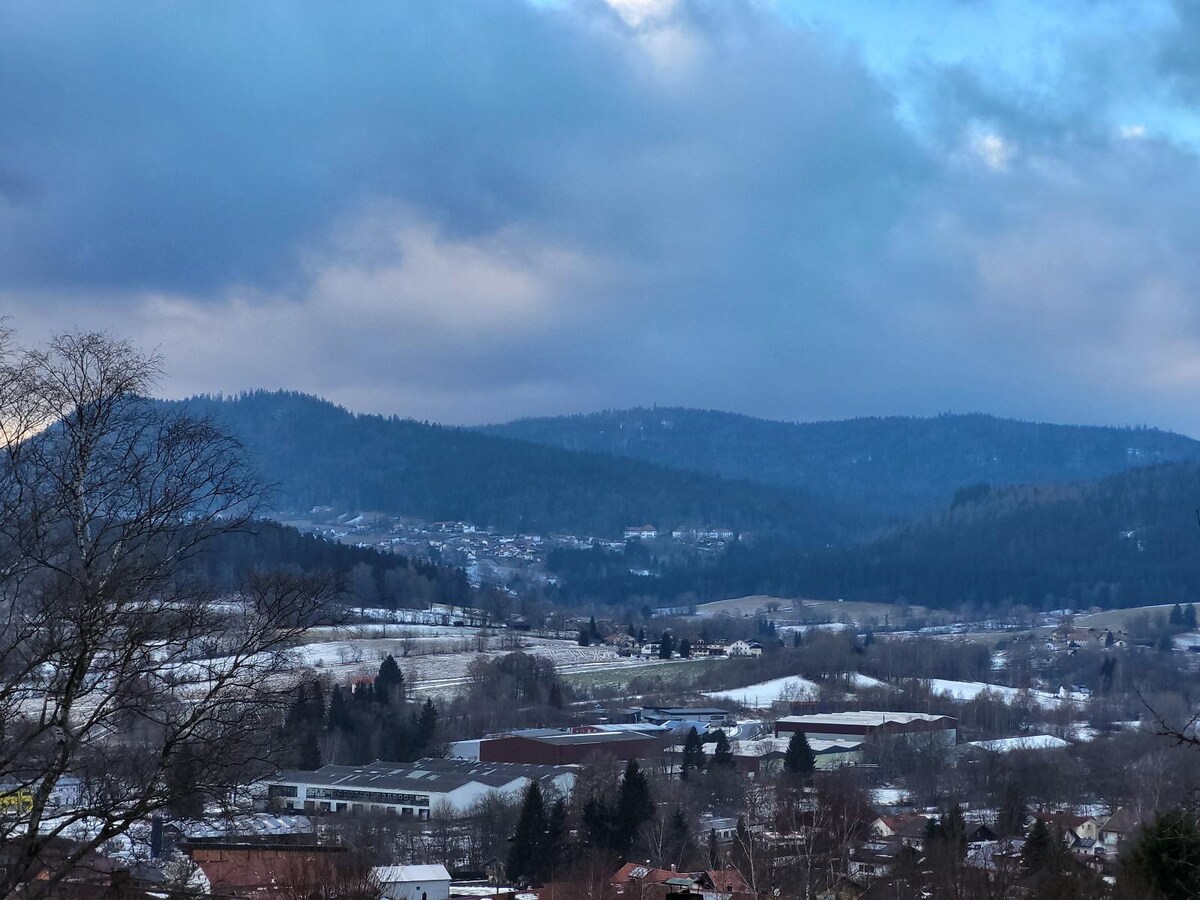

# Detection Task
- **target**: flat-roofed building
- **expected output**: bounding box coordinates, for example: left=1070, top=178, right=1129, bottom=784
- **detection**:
left=262, top=758, right=576, bottom=819
left=477, top=729, right=659, bottom=765
left=775, top=711, right=957, bottom=745
left=635, top=706, right=732, bottom=726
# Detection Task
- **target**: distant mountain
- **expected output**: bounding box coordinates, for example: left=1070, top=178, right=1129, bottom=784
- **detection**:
left=480, top=408, right=1200, bottom=519
left=166, top=392, right=845, bottom=541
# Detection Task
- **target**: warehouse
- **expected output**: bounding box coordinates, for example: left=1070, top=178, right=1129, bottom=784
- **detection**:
left=477, top=729, right=659, bottom=765
left=774, top=711, right=957, bottom=745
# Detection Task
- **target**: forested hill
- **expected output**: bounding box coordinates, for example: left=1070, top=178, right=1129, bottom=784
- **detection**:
left=184, top=520, right=475, bottom=609
left=680, top=462, right=1200, bottom=611
left=163, top=392, right=846, bottom=541
left=480, top=408, right=1200, bottom=519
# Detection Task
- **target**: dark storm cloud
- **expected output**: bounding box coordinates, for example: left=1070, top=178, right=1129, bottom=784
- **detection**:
left=4, top=0, right=1200, bottom=429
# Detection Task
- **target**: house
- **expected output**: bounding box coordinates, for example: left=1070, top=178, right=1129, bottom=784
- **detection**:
left=373, top=864, right=451, bottom=900
left=623, top=525, right=658, bottom=540
left=1026, top=812, right=1102, bottom=846
left=871, top=814, right=931, bottom=849
left=610, top=863, right=752, bottom=899
left=1099, top=807, right=1139, bottom=853
left=1057, top=684, right=1093, bottom=701
left=847, top=840, right=906, bottom=881
left=727, top=640, right=763, bottom=658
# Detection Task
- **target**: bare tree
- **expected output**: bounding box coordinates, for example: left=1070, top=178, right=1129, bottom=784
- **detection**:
left=0, top=331, right=337, bottom=899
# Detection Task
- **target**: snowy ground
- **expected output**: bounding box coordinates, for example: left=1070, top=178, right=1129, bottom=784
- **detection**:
left=923, top=678, right=1063, bottom=708
left=287, top=628, right=698, bottom=699
left=704, top=675, right=819, bottom=707
left=963, top=735, right=1071, bottom=753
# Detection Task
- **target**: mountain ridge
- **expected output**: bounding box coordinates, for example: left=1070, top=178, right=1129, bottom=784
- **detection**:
left=479, top=406, right=1200, bottom=518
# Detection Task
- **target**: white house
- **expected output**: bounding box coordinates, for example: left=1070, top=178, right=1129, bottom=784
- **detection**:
left=373, top=864, right=451, bottom=900
left=727, top=640, right=763, bottom=658
left=623, top=525, right=658, bottom=540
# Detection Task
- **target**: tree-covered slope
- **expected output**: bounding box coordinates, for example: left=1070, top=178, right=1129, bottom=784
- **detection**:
left=166, top=392, right=846, bottom=541
left=481, top=408, right=1200, bottom=519
left=663, top=462, right=1200, bottom=611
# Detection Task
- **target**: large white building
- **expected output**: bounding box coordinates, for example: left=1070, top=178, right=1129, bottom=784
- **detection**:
left=262, top=758, right=576, bottom=819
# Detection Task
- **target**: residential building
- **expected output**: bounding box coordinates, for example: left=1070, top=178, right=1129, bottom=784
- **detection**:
left=623, top=525, right=658, bottom=540
left=373, top=864, right=451, bottom=900
left=727, top=640, right=763, bottom=658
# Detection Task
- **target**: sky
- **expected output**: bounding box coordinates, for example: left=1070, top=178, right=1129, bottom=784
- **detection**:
left=4, top=0, right=1200, bottom=431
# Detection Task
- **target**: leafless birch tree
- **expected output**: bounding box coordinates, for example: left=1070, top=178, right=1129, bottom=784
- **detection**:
left=0, top=330, right=337, bottom=899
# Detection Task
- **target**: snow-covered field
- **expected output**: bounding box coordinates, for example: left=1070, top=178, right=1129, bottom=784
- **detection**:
left=286, top=628, right=693, bottom=698
left=924, top=678, right=1062, bottom=707
left=704, top=675, right=819, bottom=707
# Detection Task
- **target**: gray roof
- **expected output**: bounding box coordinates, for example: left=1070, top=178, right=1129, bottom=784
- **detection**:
left=271, top=757, right=574, bottom=794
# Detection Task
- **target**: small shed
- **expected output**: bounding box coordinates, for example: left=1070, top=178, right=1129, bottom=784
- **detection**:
left=372, top=864, right=451, bottom=900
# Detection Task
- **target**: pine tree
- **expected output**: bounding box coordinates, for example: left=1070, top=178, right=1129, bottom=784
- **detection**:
left=589, top=615, right=599, bottom=639
left=507, top=781, right=548, bottom=885
left=998, top=782, right=1026, bottom=837
left=578, top=628, right=591, bottom=647
left=659, top=631, right=674, bottom=659
left=376, top=654, right=405, bottom=704
left=582, top=796, right=616, bottom=853
left=678, top=638, right=692, bottom=659
left=1023, top=818, right=1052, bottom=874
left=1123, top=809, right=1200, bottom=900
left=616, top=759, right=654, bottom=854
left=782, top=730, right=816, bottom=776
left=545, top=798, right=569, bottom=878
left=298, top=732, right=322, bottom=770
left=1187, top=603, right=1198, bottom=631
left=417, top=698, right=438, bottom=750
left=711, top=730, right=735, bottom=769
left=707, top=828, right=721, bottom=868
left=1169, top=603, right=1184, bottom=628
left=680, top=727, right=706, bottom=779
left=666, top=807, right=691, bottom=868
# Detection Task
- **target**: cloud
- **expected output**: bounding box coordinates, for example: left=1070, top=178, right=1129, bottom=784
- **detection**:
left=5, top=0, right=1200, bottom=432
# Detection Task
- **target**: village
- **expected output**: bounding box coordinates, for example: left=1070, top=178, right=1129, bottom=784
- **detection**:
left=8, top=592, right=1198, bottom=899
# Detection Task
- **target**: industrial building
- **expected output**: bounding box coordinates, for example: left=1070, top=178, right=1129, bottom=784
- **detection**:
left=474, top=728, right=660, bottom=765
left=262, top=757, right=576, bottom=818
left=774, top=711, right=957, bottom=745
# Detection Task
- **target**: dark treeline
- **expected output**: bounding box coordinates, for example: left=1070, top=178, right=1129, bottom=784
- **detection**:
left=182, top=520, right=475, bottom=609
left=482, top=407, right=1200, bottom=520
left=284, top=656, right=440, bottom=767
left=548, top=462, right=1200, bottom=611
left=163, top=391, right=846, bottom=541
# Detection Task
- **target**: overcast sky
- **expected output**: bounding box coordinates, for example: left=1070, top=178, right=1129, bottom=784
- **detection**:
left=5, top=0, right=1200, bottom=431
